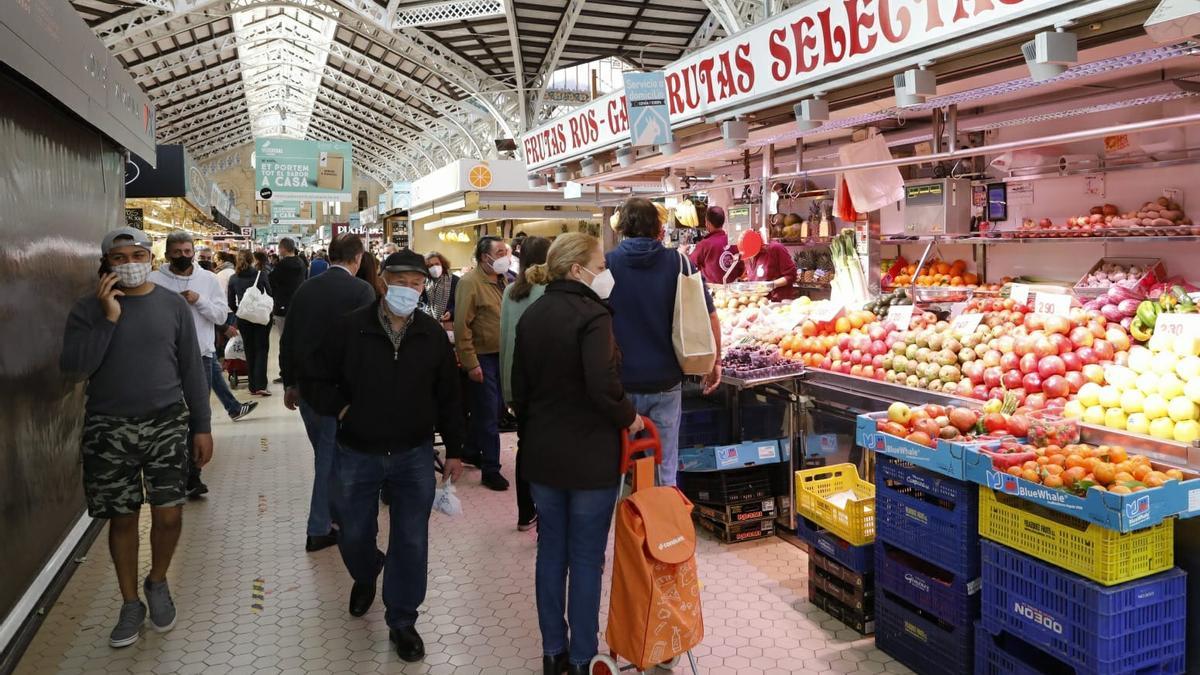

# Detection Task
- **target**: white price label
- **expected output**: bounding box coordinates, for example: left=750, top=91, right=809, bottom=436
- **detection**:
left=1154, top=313, right=1200, bottom=342
left=1010, top=283, right=1031, bottom=304
left=886, top=304, right=914, bottom=330
left=949, top=302, right=968, bottom=319
left=950, top=313, right=983, bottom=336
left=811, top=302, right=843, bottom=324
left=1033, top=292, right=1072, bottom=317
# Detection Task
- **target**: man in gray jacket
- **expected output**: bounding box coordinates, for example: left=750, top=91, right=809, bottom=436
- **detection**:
left=61, top=227, right=213, bottom=649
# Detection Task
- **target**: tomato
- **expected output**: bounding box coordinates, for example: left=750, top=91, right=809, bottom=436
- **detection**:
left=983, top=413, right=1009, bottom=434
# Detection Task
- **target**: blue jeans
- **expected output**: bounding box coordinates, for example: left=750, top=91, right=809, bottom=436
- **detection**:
left=530, top=482, right=620, bottom=666
left=629, top=385, right=682, bottom=487
left=333, top=443, right=435, bottom=629
left=205, top=355, right=241, bottom=417
left=466, top=353, right=502, bottom=475
left=299, top=401, right=338, bottom=536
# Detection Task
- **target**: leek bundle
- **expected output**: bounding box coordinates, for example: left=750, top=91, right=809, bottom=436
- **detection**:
left=829, top=229, right=868, bottom=307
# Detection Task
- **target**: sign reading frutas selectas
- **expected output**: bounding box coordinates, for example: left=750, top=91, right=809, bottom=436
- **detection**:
left=624, top=71, right=672, bottom=148
left=522, top=0, right=1071, bottom=170
left=256, top=138, right=353, bottom=201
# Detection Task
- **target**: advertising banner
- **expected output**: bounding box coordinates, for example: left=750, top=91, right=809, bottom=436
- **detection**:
left=379, top=191, right=391, bottom=214
left=391, top=180, right=412, bottom=211
left=270, top=200, right=314, bottom=226
left=255, top=138, right=354, bottom=201
left=624, top=71, right=671, bottom=148
left=521, top=0, right=1087, bottom=170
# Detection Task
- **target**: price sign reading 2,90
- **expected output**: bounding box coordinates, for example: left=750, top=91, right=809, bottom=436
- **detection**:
left=1033, top=292, right=1072, bottom=317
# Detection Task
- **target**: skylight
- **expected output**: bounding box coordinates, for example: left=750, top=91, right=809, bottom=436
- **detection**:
left=232, top=4, right=335, bottom=139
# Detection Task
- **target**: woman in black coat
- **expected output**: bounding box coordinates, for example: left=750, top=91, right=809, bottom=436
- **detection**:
left=511, top=233, right=642, bottom=675
left=228, top=249, right=273, bottom=396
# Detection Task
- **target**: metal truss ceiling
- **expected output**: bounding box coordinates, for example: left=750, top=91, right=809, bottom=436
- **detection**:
left=71, top=0, right=727, bottom=180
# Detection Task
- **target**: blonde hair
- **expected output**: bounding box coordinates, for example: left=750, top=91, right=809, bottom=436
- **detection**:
left=524, top=232, right=600, bottom=285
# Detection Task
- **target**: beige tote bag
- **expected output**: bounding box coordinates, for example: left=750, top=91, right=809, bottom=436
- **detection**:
left=673, top=252, right=716, bottom=375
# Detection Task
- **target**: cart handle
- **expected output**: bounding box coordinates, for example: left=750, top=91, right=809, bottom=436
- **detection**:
left=620, top=416, right=661, bottom=475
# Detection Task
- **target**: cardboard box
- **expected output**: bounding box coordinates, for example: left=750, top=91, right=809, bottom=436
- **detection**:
left=677, top=439, right=781, bottom=473
left=695, top=514, right=775, bottom=543
left=694, top=497, right=776, bottom=524
left=317, top=152, right=344, bottom=189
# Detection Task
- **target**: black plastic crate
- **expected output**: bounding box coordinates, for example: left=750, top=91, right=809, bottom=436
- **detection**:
left=693, top=497, right=776, bottom=524
left=738, top=390, right=787, bottom=441
left=808, top=583, right=874, bottom=636
left=679, top=399, right=732, bottom=448
left=679, top=466, right=771, bottom=505
left=809, top=552, right=874, bottom=613
left=695, top=514, right=775, bottom=543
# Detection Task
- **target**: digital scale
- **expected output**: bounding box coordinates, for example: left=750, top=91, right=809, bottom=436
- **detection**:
left=902, top=178, right=972, bottom=235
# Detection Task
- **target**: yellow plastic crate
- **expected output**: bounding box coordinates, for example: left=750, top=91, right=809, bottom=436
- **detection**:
left=978, top=487, right=1173, bottom=586
left=795, top=464, right=875, bottom=546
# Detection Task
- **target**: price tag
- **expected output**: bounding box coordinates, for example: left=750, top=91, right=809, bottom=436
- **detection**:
left=1010, top=283, right=1031, bottom=304
left=949, top=302, right=968, bottom=319
left=950, top=313, right=983, bottom=336
left=810, top=302, right=843, bottom=324
left=1033, top=292, right=1072, bottom=317
left=1154, top=314, right=1200, bottom=342
left=886, top=304, right=914, bottom=330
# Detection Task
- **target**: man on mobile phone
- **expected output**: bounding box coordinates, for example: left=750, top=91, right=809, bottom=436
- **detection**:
left=60, top=227, right=214, bottom=649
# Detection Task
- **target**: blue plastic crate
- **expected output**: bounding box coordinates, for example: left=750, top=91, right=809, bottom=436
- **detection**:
left=975, top=623, right=1187, bottom=675
left=797, top=517, right=873, bottom=575
left=876, top=590, right=973, bottom=675
left=875, top=455, right=980, bottom=578
left=740, top=399, right=786, bottom=441
left=876, top=540, right=980, bottom=630
left=981, top=540, right=1188, bottom=674
left=679, top=404, right=731, bottom=449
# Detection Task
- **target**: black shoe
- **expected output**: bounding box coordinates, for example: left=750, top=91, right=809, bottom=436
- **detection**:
left=230, top=401, right=258, bottom=421
left=542, top=653, right=568, bottom=675
left=482, top=473, right=510, bottom=491
left=273, top=377, right=284, bottom=384
left=349, top=580, right=376, bottom=617
left=567, top=664, right=588, bottom=675
left=389, top=626, right=425, bottom=662
left=186, top=480, right=208, bottom=500
left=305, top=531, right=338, bottom=552
left=518, top=514, right=538, bottom=532
left=461, top=454, right=483, bottom=468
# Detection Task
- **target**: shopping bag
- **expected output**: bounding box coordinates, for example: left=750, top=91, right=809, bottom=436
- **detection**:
left=235, top=272, right=274, bottom=325
left=432, top=477, right=463, bottom=517
left=672, top=253, right=716, bottom=375
left=606, top=457, right=703, bottom=670
left=838, top=133, right=905, bottom=212
left=224, top=334, right=246, bottom=361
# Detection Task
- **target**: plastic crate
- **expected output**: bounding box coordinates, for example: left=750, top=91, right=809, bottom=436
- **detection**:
left=679, top=466, right=771, bottom=505
left=808, top=584, right=874, bottom=636
left=679, top=403, right=732, bottom=449
left=980, top=541, right=1187, bottom=674
left=876, top=590, right=973, bottom=675
left=876, top=540, right=980, bottom=629
left=809, top=550, right=873, bottom=612
left=739, top=391, right=787, bottom=441
left=978, top=487, right=1174, bottom=586
left=795, top=464, right=875, bottom=546
left=975, top=624, right=1187, bottom=675
left=695, top=513, right=775, bottom=543
left=875, top=456, right=980, bottom=578
left=693, top=497, right=776, bottom=524
left=796, top=517, right=874, bottom=575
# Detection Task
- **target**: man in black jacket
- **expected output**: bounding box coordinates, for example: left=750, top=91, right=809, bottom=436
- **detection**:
left=281, top=234, right=376, bottom=552
left=308, top=250, right=465, bottom=663
left=269, top=237, right=306, bottom=346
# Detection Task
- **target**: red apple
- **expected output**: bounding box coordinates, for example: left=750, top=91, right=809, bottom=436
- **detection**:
left=872, top=355, right=886, bottom=369
left=1024, top=392, right=1047, bottom=410
left=984, top=366, right=1003, bottom=389
left=1033, top=337, right=1057, bottom=359
left=1037, top=355, right=1066, bottom=379
left=1019, top=353, right=1039, bottom=374
left=1015, top=336, right=1034, bottom=357
left=1093, top=339, right=1115, bottom=362
left=1061, top=352, right=1082, bottom=372
left=873, top=368, right=887, bottom=381
left=1022, top=372, right=1043, bottom=393
left=850, top=349, right=863, bottom=365
left=1042, top=374, right=1070, bottom=399
left=963, top=361, right=985, bottom=385
left=1025, top=314, right=1045, bottom=332
left=1064, top=371, right=1084, bottom=393
left=973, top=384, right=989, bottom=400
left=1069, top=326, right=1094, bottom=348
left=868, top=325, right=886, bottom=342
left=1076, top=347, right=1098, bottom=365
left=1048, top=396, right=1069, bottom=409
left=1000, top=352, right=1020, bottom=372
left=1044, top=315, right=1071, bottom=336
left=820, top=357, right=832, bottom=370
left=997, top=336, right=1015, bottom=354
left=871, top=340, right=888, bottom=356
left=989, top=386, right=1007, bottom=401
left=837, top=335, right=851, bottom=351
left=1002, top=370, right=1024, bottom=389
left=1088, top=320, right=1106, bottom=339
left=861, top=365, right=874, bottom=379
left=1049, top=333, right=1072, bottom=355
left=956, top=380, right=975, bottom=398
left=983, top=350, right=1002, bottom=368
left=850, top=364, right=863, bottom=376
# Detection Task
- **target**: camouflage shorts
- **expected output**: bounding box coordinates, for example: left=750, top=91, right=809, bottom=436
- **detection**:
left=81, top=402, right=189, bottom=518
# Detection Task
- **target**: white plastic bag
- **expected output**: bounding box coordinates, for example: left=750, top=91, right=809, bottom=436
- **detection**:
left=224, top=334, right=246, bottom=361
left=432, top=477, right=463, bottom=517
left=235, top=271, right=274, bottom=325
left=838, top=133, right=906, bottom=212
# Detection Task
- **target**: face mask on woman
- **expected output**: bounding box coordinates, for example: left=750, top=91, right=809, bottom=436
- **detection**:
left=579, top=266, right=616, bottom=300
left=428, top=264, right=443, bottom=279
left=385, top=284, right=421, bottom=316
left=114, top=262, right=152, bottom=288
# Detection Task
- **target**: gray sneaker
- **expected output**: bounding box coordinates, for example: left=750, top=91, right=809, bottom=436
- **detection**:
left=143, top=578, right=177, bottom=632
left=109, top=600, right=146, bottom=648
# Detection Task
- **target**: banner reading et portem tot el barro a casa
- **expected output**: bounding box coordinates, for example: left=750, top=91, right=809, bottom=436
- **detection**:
left=255, top=138, right=353, bottom=202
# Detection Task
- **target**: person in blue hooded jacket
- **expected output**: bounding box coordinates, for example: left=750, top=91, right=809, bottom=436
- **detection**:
left=605, top=198, right=722, bottom=487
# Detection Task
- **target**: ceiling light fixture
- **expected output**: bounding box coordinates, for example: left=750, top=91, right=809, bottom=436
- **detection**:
left=659, top=141, right=681, bottom=156
left=616, top=146, right=636, bottom=168
left=580, top=157, right=598, bottom=177
left=894, top=66, right=936, bottom=107
left=722, top=119, right=749, bottom=148
left=1022, top=29, right=1079, bottom=82
left=794, top=95, right=829, bottom=131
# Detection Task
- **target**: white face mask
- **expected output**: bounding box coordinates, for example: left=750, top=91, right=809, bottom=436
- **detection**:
left=488, top=254, right=511, bottom=275
left=580, top=266, right=616, bottom=300
left=114, top=261, right=152, bottom=288
left=428, top=264, right=443, bottom=279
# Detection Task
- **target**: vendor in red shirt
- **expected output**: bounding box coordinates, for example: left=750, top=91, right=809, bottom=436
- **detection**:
left=688, top=206, right=742, bottom=284
left=743, top=239, right=799, bottom=301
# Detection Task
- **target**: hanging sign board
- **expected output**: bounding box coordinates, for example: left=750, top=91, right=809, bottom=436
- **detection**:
left=522, top=0, right=1083, bottom=170
left=624, top=71, right=672, bottom=148
left=125, top=209, right=144, bottom=230
left=271, top=201, right=314, bottom=226
left=391, top=181, right=411, bottom=211
left=255, top=138, right=353, bottom=201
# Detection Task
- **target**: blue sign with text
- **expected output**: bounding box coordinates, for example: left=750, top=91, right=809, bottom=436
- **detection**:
left=624, top=71, right=672, bottom=148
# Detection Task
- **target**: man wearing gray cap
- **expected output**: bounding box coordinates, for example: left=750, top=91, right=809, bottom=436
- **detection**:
left=60, top=227, right=213, bottom=649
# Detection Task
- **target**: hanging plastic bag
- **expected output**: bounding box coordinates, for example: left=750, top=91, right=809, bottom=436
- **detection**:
left=224, top=334, right=246, bottom=361
left=834, top=174, right=860, bottom=223
left=838, top=133, right=905, bottom=212
left=432, top=477, right=463, bottom=516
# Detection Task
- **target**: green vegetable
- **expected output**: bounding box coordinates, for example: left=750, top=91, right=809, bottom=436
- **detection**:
left=1137, top=300, right=1160, bottom=328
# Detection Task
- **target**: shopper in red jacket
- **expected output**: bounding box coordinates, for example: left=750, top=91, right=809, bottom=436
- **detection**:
left=688, top=206, right=742, bottom=284
left=743, top=240, right=799, bottom=301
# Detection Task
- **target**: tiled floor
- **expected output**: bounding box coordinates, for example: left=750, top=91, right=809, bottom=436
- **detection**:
left=16, top=368, right=910, bottom=674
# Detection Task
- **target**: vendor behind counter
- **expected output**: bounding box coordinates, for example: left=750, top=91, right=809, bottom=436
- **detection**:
left=743, top=240, right=798, bottom=302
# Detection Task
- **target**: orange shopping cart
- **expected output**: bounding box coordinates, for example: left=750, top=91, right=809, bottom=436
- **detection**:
left=590, top=418, right=703, bottom=675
